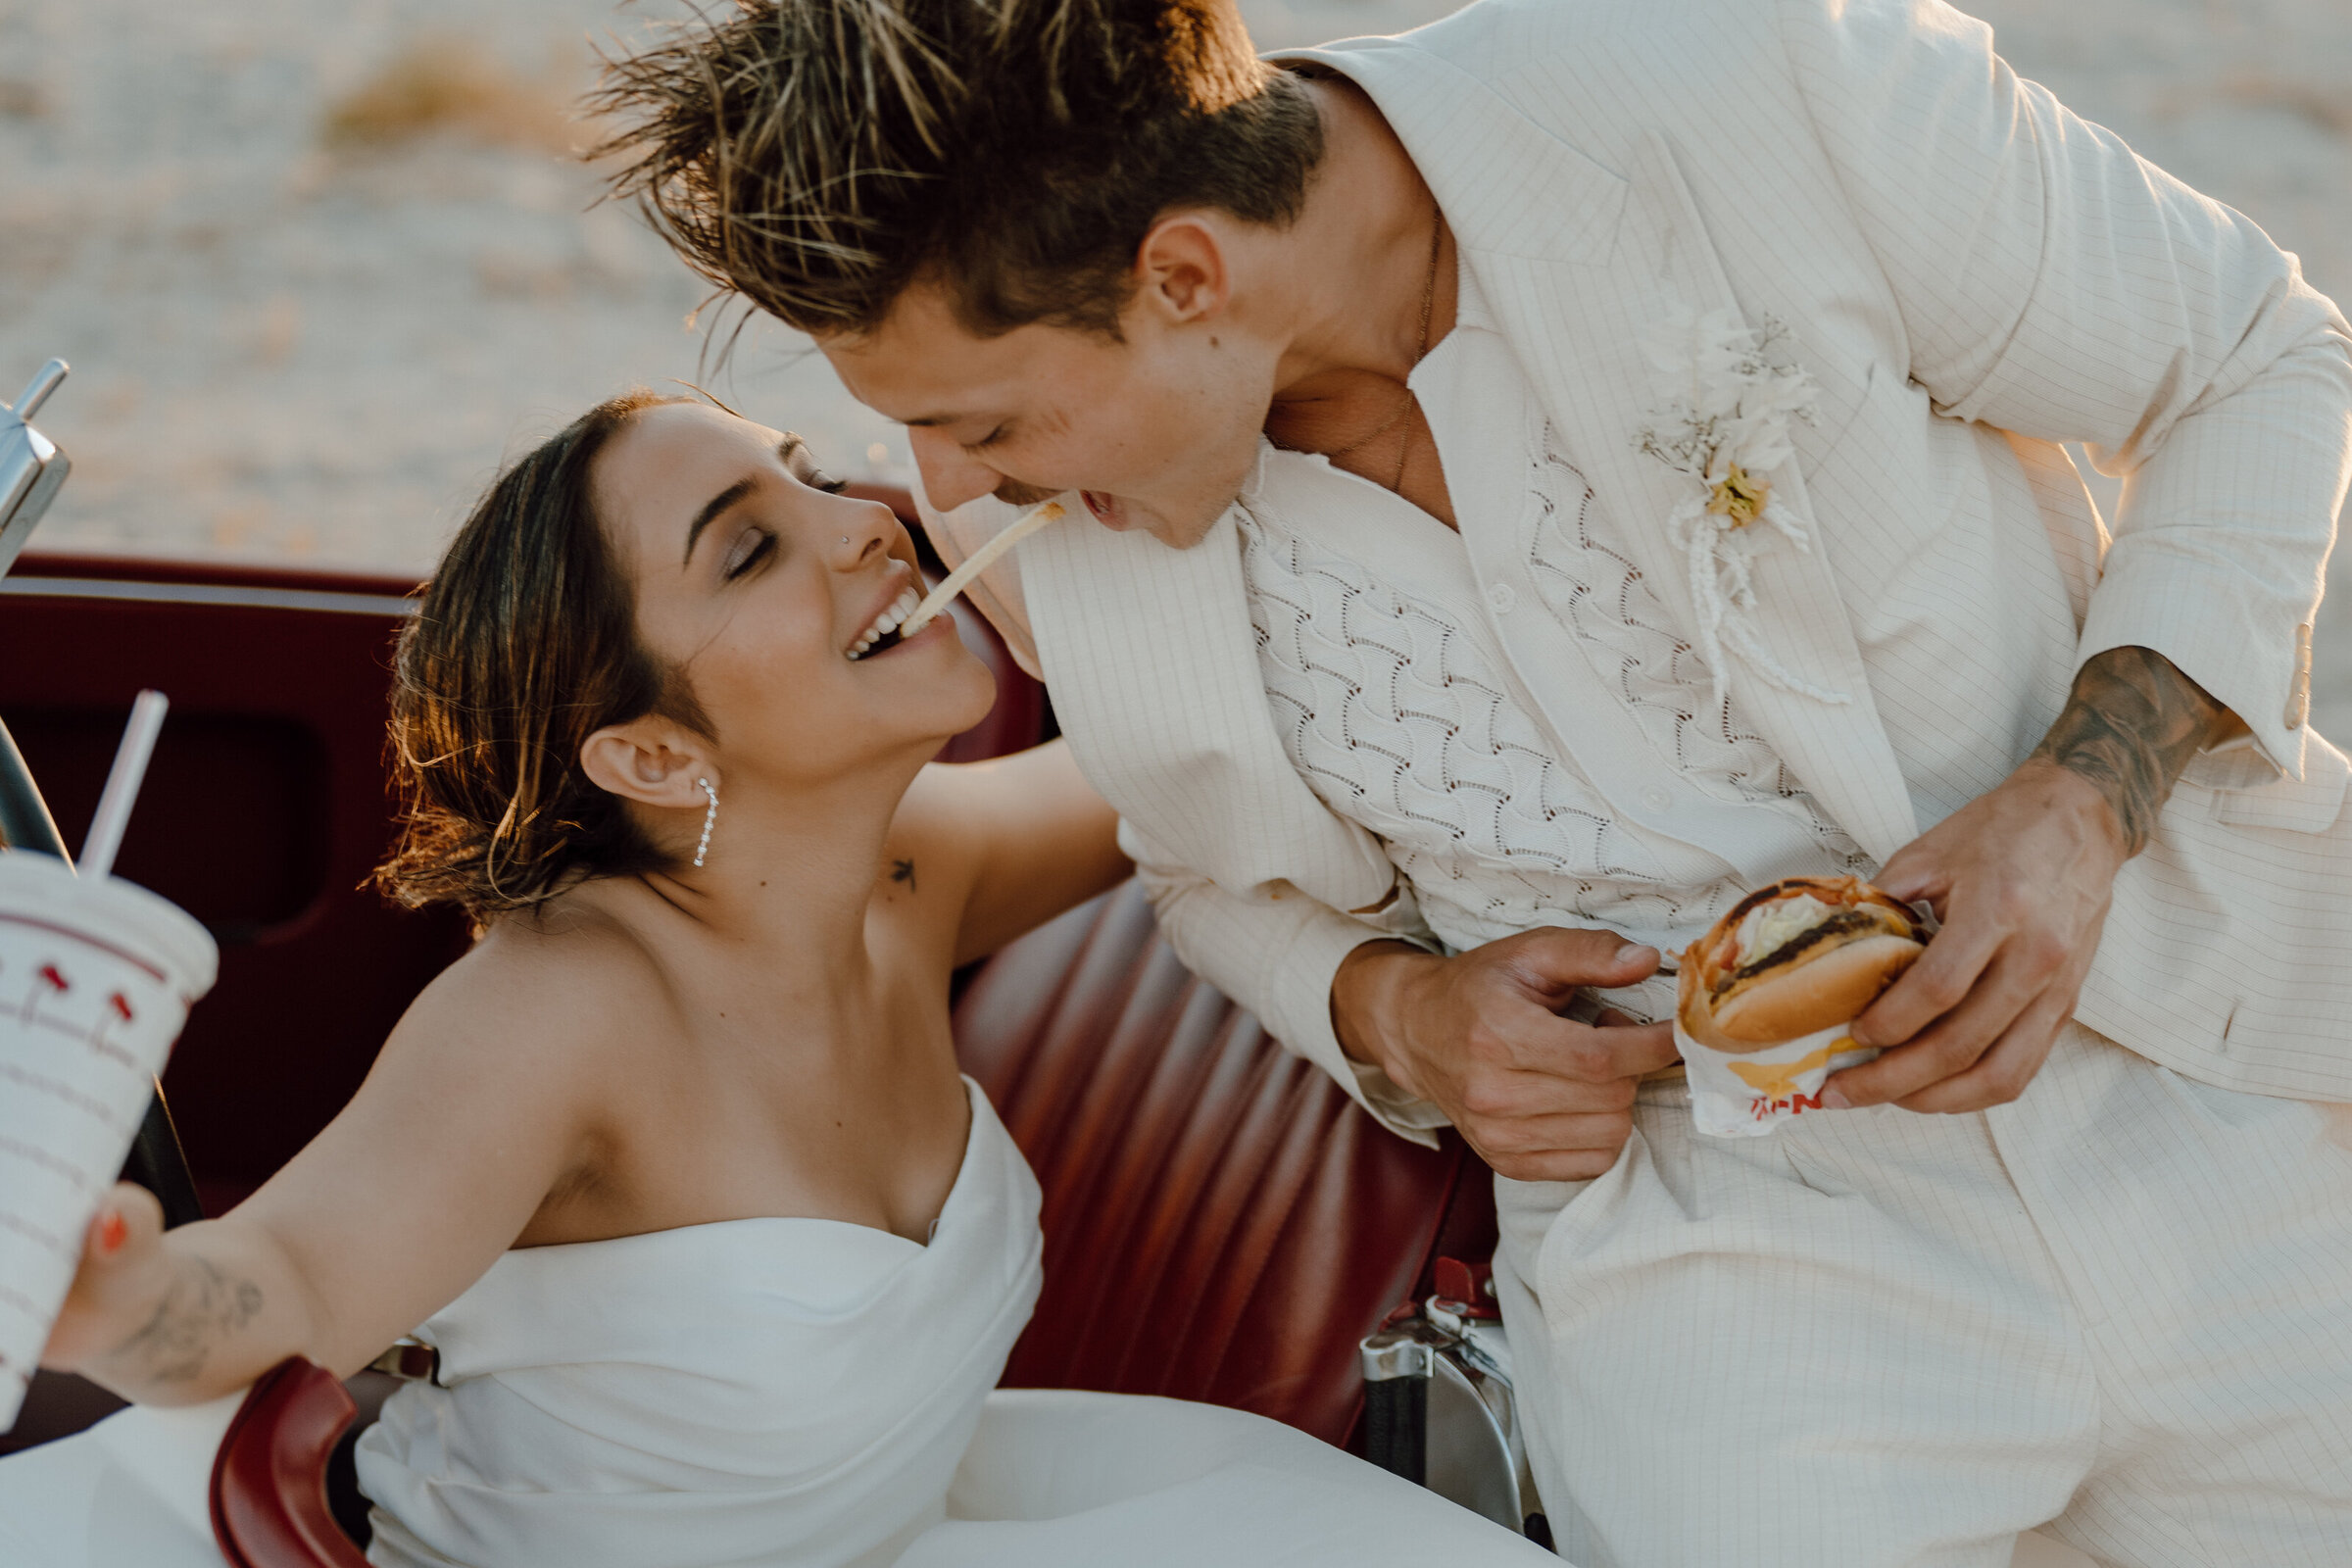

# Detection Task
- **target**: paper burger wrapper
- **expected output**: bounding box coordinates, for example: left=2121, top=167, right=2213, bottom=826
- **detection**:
left=1673, top=1017, right=1880, bottom=1139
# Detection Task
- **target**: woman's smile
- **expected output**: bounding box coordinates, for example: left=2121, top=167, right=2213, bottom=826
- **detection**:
left=845, top=574, right=920, bottom=661
left=848, top=600, right=957, bottom=663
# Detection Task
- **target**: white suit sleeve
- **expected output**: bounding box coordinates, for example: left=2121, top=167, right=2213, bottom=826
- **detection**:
left=916, top=482, right=1449, bottom=1142
left=1119, top=820, right=1451, bottom=1148
left=1779, top=0, right=2352, bottom=775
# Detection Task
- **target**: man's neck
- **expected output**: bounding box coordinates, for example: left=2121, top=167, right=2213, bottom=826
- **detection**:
left=1261, top=74, right=1458, bottom=400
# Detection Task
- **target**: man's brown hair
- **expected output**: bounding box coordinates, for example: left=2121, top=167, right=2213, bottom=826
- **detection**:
left=592, top=0, right=1323, bottom=338
left=377, top=391, right=713, bottom=922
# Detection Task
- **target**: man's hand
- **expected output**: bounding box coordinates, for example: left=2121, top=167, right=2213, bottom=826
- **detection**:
left=1829, top=758, right=2123, bottom=1111
left=1830, top=646, right=2244, bottom=1112
left=1333, top=928, right=1679, bottom=1182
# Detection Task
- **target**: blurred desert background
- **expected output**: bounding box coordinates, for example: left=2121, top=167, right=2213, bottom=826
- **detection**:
left=4, top=0, right=2350, bottom=723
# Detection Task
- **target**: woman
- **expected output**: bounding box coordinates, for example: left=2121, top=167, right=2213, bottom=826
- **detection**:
left=0, top=392, right=1551, bottom=1567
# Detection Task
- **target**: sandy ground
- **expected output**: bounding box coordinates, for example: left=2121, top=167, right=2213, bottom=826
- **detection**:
left=3, top=0, right=2348, bottom=723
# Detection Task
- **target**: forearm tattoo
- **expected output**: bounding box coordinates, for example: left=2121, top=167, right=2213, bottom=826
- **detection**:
left=2030, top=646, right=2238, bottom=855
left=108, top=1255, right=264, bottom=1386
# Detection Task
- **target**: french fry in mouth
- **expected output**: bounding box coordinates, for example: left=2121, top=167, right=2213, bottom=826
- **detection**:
left=897, top=501, right=1066, bottom=637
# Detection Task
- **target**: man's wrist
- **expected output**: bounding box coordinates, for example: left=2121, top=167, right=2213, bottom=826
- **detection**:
left=2030, top=646, right=2243, bottom=856
left=1331, top=939, right=1433, bottom=1075
left=2009, top=756, right=2134, bottom=865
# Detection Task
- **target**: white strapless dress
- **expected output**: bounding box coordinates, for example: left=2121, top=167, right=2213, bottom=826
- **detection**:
left=0, top=1081, right=1553, bottom=1567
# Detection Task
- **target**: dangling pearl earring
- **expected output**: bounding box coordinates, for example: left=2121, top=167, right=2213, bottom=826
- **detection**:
left=693, top=777, right=718, bottom=867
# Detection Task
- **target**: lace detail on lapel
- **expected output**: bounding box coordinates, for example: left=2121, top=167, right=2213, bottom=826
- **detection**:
left=1241, top=514, right=1712, bottom=958
left=1521, top=421, right=1874, bottom=881
left=1232, top=437, right=1873, bottom=966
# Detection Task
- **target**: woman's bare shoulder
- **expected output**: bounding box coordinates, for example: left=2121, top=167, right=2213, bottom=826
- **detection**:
left=379, top=900, right=670, bottom=1093
left=887, top=743, right=1091, bottom=871
left=875, top=762, right=997, bottom=922
left=890, top=742, right=1128, bottom=965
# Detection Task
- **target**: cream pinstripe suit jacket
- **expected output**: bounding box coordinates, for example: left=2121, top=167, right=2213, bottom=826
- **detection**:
left=921, top=0, right=2352, bottom=1141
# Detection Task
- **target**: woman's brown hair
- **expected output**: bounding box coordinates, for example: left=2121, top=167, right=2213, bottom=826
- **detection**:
left=376, top=390, right=712, bottom=921
left=590, top=0, right=1323, bottom=339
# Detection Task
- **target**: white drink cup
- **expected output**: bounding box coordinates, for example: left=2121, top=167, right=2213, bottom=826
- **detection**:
left=0, top=850, right=217, bottom=1430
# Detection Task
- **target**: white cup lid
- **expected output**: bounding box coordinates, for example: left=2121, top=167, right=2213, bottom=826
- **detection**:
left=0, top=850, right=219, bottom=1001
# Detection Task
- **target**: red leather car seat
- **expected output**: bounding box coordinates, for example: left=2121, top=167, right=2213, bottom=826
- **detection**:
left=956, top=879, right=1492, bottom=1447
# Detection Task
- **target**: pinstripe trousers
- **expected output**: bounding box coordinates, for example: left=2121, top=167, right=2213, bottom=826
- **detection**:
left=1494, top=1026, right=2352, bottom=1567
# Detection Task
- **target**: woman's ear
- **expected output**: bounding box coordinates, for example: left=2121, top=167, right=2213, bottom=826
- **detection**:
left=579, top=720, right=711, bottom=810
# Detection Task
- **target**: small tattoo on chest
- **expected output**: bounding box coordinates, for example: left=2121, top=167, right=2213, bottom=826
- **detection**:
left=892, top=858, right=917, bottom=893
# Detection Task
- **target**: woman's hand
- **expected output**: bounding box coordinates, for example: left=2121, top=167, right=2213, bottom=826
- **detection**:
left=41, top=1186, right=286, bottom=1407
left=37, top=936, right=601, bottom=1405
left=41, top=1183, right=185, bottom=1376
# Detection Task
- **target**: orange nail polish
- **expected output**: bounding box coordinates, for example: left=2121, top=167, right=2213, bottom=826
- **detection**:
left=97, top=1209, right=127, bottom=1252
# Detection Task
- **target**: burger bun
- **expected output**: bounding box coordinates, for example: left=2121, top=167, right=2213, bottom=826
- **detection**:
left=1712, top=932, right=1923, bottom=1044
left=1678, top=876, right=1928, bottom=1054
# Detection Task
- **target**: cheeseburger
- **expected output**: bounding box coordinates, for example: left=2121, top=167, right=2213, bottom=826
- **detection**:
left=1678, top=876, right=1928, bottom=1052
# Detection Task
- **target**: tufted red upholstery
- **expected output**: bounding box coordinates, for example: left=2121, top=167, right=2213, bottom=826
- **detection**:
left=211, top=1357, right=369, bottom=1568
left=956, top=879, right=1491, bottom=1448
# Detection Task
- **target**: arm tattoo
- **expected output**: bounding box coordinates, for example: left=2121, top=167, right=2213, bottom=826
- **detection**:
left=2030, top=646, right=2240, bottom=855
left=891, top=858, right=917, bottom=893
left=109, top=1255, right=264, bottom=1386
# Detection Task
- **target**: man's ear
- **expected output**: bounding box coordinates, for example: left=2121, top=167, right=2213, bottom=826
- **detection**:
left=1133, top=215, right=1231, bottom=326
left=579, top=719, right=711, bottom=811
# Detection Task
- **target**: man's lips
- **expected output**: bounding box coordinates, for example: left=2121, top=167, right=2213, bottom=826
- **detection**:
left=1080, top=491, right=1125, bottom=527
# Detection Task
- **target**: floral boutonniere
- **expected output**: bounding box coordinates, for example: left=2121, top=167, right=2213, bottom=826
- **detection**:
left=1633, top=307, right=1850, bottom=710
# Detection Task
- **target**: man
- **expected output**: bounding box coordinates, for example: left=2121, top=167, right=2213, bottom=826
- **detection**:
left=600, top=0, right=2352, bottom=1561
